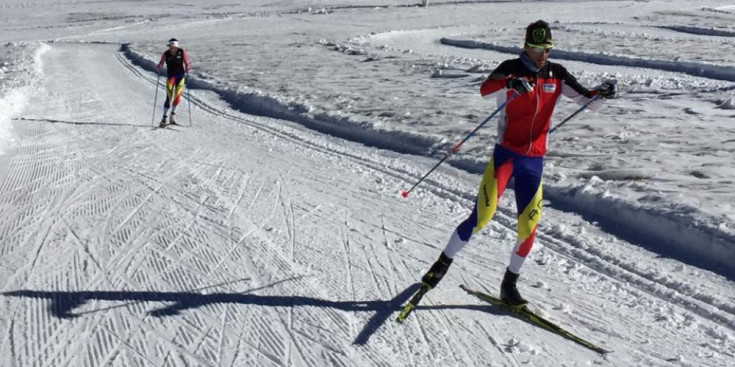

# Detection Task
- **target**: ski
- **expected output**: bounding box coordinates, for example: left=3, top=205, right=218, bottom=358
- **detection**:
left=459, top=284, right=610, bottom=354
left=395, top=284, right=430, bottom=323
left=152, top=122, right=181, bottom=131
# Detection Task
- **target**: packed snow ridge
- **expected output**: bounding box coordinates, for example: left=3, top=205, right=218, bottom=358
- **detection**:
left=440, top=38, right=735, bottom=83
left=121, top=43, right=440, bottom=157
left=0, top=42, right=49, bottom=154
left=658, top=25, right=735, bottom=38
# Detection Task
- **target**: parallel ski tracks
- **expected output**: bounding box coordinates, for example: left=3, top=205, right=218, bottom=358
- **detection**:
left=1, top=42, right=726, bottom=365
left=111, top=44, right=735, bottom=363
left=0, top=118, right=89, bottom=365
left=120, top=47, right=735, bottom=333
left=0, top=45, right=316, bottom=365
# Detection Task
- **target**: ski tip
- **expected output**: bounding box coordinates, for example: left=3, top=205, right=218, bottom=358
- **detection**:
left=395, top=303, right=415, bottom=324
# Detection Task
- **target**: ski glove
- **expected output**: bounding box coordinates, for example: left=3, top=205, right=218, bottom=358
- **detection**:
left=598, top=80, right=617, bottom=99
left=506, top=77, right=534, bottom=94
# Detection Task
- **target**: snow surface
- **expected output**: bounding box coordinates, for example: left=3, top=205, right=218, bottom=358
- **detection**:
left=0, top=1, right=734, bottom=366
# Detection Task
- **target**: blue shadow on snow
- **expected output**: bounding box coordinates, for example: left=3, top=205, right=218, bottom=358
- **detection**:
left=2, top=283, right=491, bottom=345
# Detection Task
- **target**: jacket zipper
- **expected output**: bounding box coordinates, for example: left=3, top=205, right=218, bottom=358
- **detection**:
left=526, top=75, right=540, bottom=155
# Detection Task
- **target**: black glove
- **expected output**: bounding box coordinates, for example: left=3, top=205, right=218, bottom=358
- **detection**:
left=598, top=79, right=617, bottom=99
left=506, top=77, right=533, bottom=94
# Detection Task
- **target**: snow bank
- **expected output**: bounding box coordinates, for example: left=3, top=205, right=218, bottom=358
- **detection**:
left=546, top=183, right=735, bottom=277
left=702, top=6, right=735, bottom=14
left=440, top=37, right=735, bottom=82
left=0, top=89, right=25, bottom=153
left=717, top=98, right=735, bottom=110
left=0, top=42, right=49, bottom=155
left=121, top=43, right=441, bottom=157
left=659, top=25, right=735, bottom=38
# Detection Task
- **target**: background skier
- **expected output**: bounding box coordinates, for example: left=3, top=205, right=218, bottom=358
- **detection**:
left=416, top=20, right=617, bottom=306
left=156, top=38, right=190, bottom=126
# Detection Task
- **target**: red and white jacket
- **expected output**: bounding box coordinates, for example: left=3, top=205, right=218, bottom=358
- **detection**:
left=480, top=58, right=602, bottom=157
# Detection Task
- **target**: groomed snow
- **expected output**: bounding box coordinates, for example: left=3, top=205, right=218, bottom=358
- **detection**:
left=0, top=1, right=733, bottom=366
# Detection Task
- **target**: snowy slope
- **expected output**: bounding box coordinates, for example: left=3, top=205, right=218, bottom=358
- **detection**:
left=0, top=1, right=734, bottom=366
left=119, top=0, right=735, bottom=271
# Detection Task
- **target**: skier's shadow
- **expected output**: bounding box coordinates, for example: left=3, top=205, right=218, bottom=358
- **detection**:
left=13, top=117, right=152, bottom=128
left=1, top=281, right=492, bottom=345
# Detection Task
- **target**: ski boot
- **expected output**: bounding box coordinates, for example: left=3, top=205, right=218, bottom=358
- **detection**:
left=421, top=252, right=453, bottom=289
left=500, top=268, right=528, bottom=307
left=397, top=252, right=453, bottom=323
left=169, top=112, right=177, bottom=125
left=159, top=115, right=167, bottom=128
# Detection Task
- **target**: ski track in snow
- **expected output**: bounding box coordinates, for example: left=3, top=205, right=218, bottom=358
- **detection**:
left=0, top=2, right=734, bottom=366
left=0, top=41, right=730, bottom=366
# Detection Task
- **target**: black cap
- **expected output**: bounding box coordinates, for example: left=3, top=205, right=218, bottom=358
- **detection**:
left=525, top=20, right=552, bottom=46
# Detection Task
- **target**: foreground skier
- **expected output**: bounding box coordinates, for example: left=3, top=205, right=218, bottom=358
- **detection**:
left=156, top=38, right=191, bottom=127
left=403, top=20, right=616, bottom=317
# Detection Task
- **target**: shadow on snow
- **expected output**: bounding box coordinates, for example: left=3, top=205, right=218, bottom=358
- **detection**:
left=13, top=117, right=153, bottom=128
left=2, top=282, right=495, bottom=345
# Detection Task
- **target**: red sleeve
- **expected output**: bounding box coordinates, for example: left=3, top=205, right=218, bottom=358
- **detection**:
left=182, top=49, right=190, bottom=72
left=480, top=60, right=513, bottom=96
left=480, top=77, right=507, bottom=96
left=157, top=52, right=166, bottom=68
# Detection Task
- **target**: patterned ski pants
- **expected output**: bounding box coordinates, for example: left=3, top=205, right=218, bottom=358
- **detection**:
left=443, top=145, right=543, bottom=274
left=164, top=73, right=186, bottom=109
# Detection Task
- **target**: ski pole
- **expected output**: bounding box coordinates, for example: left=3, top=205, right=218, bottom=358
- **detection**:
left=151, top=73, right=161, bottom=126
left=549, top=94, right=600, bottom=134
left=400, top=95, right=515, bottom=198
left=186, top=74, right=192, bottom=127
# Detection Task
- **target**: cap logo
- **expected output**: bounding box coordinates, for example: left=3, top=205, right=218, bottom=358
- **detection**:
left=532, top=28, right=547, bottom=43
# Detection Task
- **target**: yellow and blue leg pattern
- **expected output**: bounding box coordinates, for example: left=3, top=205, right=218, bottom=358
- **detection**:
left=444, top=145, right=543, bottom=275
left=164, top=73, right=186, bottom=109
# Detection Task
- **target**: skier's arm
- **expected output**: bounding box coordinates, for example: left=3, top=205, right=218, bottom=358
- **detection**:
left=480, top=73, right=508, bottom=97
left=156, top=52, right=166, bottom=71
left=560, top=66, right=604, bottom=110
left=480, top=60, right=513, bottom=98
left=182, top=49, right=190, bottom=73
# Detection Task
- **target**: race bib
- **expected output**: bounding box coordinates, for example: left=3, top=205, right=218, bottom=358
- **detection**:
left=542, top=83, right=556, bottom=93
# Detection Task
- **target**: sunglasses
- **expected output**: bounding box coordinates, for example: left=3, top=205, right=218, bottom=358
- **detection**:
left=527, top=44, right=553, bottom=54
